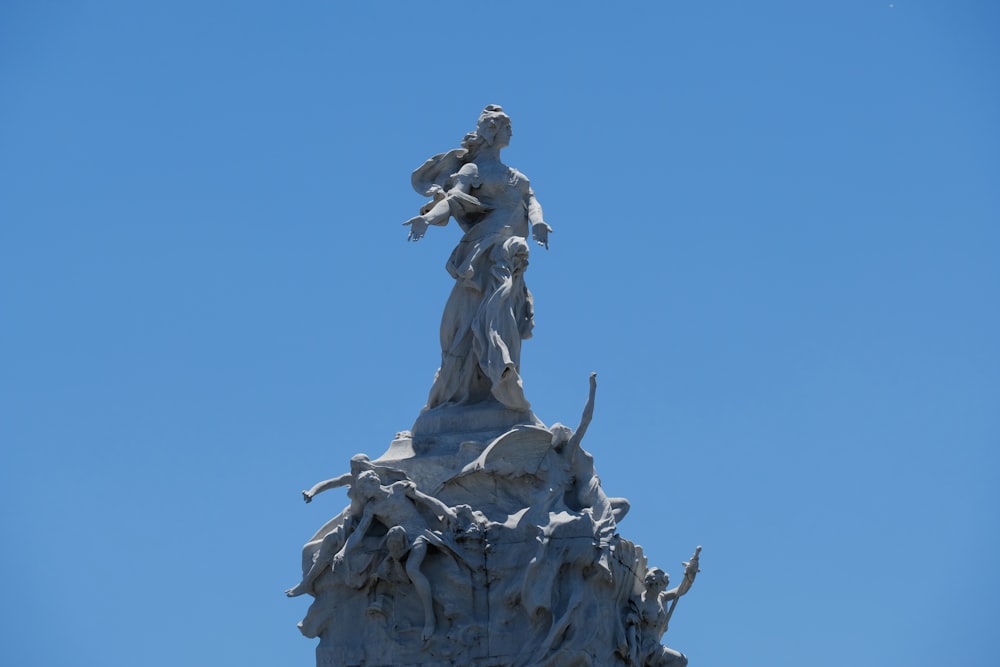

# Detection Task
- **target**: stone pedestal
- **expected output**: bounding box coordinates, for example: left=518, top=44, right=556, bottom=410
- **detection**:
left=292, top=420, right=698, bottom=667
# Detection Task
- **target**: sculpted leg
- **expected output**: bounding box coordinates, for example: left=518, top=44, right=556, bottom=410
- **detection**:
left=286, top=526, right=345, bottom=597
left=406, top=537, right=436, bottom=641
left=519, top=526, right=553, bottom=617
left=657, top=647, right=688, bottom=667
left=610, top=497, right=631, bottom=523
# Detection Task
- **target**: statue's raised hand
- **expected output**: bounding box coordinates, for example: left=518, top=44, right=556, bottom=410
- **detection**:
left=403, top=215, right=429, bottom=242
left=531, top=222, right=551, bottom=249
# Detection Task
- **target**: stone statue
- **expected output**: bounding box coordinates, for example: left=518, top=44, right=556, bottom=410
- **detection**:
left=301, top=453, right=410, bottom=504
left=515, top=373, right=629, bottom=615
left=624, top=547, right=702, bottom=667
left=549, top=373, right=631, bottom=531
left=287, top=455, right=410, bottom=598
left=366, top=526, right=412, bottom=619
left=290, top=106, right=705, bottom=667
left=403, top=104, right=552, bottom=414
left=338, top=470, right=464, bottom=641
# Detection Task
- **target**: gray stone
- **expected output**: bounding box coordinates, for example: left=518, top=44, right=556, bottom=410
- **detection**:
left=403, top=104, right=550, bottom=420
left=290, top=106, right=701, bottom=666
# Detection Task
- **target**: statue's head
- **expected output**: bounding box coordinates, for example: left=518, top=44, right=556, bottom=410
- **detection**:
left=455, top=503, right=474, bottom=522
left=474, top=104, right=512, bottom=148
left=349, top=453, right=371, bottom=473
left=385, top=525, right=408, bottom=557
left=355, top=469, right=382, bottom=496
left=645, top=567, right=670, bottom=590
left=550, top=423, right=574, bottom=449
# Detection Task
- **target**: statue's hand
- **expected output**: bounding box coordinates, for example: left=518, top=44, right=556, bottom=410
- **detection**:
left=403, top=216, right=429, bottom=242
left=531, top=222, right=551, bottom=249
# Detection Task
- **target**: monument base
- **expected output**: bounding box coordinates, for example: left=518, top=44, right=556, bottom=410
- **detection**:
left=411, top=399, right=543, bottom=447
left=294, top=418, right=697, bottom=667
left=318, top=647, right=615, bottom=667
left=307, top=527, right=651, bottom=667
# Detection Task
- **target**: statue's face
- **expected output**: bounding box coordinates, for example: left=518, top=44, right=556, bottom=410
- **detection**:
left=480, top=114, right=512, bottom=147
left=356, top=472, right=382, bottom=497
left=493, top=116, right=512, bottom=147
left=645, top=569, right=669, bottom=590
left=386, top=529, right=407, bottom=557
left=550, top=425, right=573, bottom=448
left=349, top=454, right=370, bottom=475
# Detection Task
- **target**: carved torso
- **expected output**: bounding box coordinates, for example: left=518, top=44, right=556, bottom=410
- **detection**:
left=466, top=159, right=531, bottom=238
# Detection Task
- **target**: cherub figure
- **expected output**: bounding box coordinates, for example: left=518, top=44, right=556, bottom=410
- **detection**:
left=624, top=547, right=701, bottom=667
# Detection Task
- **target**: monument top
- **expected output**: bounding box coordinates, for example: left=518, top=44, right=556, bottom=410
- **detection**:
left=402, top=105, right=552, bottom=437
left=289, top=105, right=701, bottom=667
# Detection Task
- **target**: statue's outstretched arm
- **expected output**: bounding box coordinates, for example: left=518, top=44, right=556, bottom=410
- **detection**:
left=568, top=373, right=598, bottom=451
left=677, top=546, right=701, bottom=596
left=527, top=188, right=551, bottom=249
left=664, top=546, right=702, bottom=600
left=302, top=472, right=352, bottom=503
left=404, top=164, right=479, bottom=241
left=404, top=483, right=459, bottom=525
left=341, top=507, right=375, bottom=556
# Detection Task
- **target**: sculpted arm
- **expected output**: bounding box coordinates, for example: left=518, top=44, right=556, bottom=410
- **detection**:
left=663, top=546, right=702, bottom=601
left=404, top=483, right=460, bottom=525
left=568, top=372, right=597, bottom=451
left=527, top=188, right=552, bottom=249
left=302, top=472, right=352, bottom=503
left=404, top=163, right=480, bottom=241
left=341, top=507, right=375, bottom=555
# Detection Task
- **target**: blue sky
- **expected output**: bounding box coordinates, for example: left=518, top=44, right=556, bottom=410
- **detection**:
left=1, top=2, right=997, bottom=665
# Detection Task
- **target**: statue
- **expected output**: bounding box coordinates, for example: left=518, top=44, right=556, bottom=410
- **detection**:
left=548, top=373, right=631, bottom=531
left=287, top=455, right=410, bottom=598
left=403, top=104, right=552, bottom=413
left=301, top=453, right=410, bottom=504
left=624, top=547, right=702, bottom=667
left=337, top=470, right=465, bottom=641
left=366, top=526, right=412, bottom=619
left=290, top=106, right=705, bottom=667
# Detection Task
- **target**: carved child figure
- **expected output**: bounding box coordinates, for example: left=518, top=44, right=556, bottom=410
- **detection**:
left=624, top=547, right=701, bottom=667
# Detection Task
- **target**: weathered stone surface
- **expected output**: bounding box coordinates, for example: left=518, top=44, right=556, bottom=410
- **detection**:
left=289, top=106, right=701, bottom=666
left=403, top=104, right=550, bottom=417
left=291, top=378, right=699, bottom=666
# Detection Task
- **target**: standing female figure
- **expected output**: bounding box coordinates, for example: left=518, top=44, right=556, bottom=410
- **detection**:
left=404, top=105, right=552, bottom=412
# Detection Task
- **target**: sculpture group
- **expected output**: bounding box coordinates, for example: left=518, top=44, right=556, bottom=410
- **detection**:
left=290, top=106, right=701, bottom=667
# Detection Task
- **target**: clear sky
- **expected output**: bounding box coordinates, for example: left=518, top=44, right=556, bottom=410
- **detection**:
left=2, top=2, right=997, bottom=666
